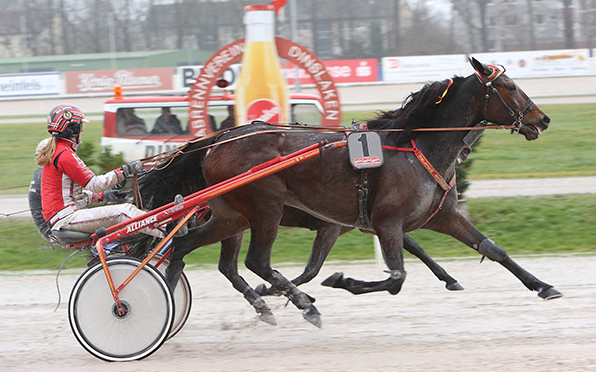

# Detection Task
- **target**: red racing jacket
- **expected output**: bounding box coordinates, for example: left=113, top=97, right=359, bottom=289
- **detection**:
left=41, top=138, right=125, bottom=226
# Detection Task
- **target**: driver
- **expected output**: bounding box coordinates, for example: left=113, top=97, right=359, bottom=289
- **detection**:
left=35, top=104, right=163, bottom=238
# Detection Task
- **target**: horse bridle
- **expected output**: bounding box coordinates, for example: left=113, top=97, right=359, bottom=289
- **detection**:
left=475, top=65, right=534, bottom=133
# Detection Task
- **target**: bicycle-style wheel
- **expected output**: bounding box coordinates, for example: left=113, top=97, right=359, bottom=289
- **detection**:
left=149, top=257, right=192, bottom=339
left=68, top=257, right=174, bottom=362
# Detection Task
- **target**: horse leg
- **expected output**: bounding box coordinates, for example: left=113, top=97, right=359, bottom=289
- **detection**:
left=218, top=232, right=276, bottom=325
left=430, top=211, right=562, bottom=300
left=256, top=218, right=345, bottom=298
left=244, top=220, right=322, bottom=328
left=402, top=234, right=463, bottom=291
left=291, top=223, right=345, bottom=287
left=259, top=223, right=463, bottom=295
left=323, top=224, right=407, bottom=295
left=165, top=212, right=248, bottom=291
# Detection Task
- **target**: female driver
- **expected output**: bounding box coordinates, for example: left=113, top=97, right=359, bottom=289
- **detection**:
left=35, top=103, right=163, bottom=238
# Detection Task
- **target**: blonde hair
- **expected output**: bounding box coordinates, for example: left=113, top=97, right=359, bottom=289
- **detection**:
left=35, top=137, right=58, bottom=167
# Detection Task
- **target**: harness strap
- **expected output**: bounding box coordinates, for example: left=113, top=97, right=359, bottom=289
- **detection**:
left=383, top=139, right=452, bottom=191
left=356, top=169, right=372, bottom=230
left=421, top=173, right=456, bottom=226
left=383, top=139, right=456, bottom=226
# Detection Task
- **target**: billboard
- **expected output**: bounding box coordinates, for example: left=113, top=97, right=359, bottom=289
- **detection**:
left=471, top=49, right=592, bottom=78
left=176, top=64, right=242, bottom=90
left=65, top=68, right=173, bottom=94
left=381, top=54, right=468, bottom=83
left=178, top=58, right=377, bottom=90
left=282, top=59, right=379, bottom=85
left=0, top=72, right=61, bottom=97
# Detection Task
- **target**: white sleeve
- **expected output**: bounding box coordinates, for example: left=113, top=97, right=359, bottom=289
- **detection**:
left=84, top=170, right=123, bottom=193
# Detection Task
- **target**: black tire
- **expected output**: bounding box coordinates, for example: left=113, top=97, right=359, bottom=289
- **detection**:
left=149, top=256, right=192, bottom=339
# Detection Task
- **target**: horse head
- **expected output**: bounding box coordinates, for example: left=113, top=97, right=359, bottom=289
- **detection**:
left=470, top=57, right=550, bottom=141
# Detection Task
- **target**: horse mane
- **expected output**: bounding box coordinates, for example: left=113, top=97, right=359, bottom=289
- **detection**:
left=138, top=139, right=216, bottom=210
left=367, top=76, right=466, bottom=144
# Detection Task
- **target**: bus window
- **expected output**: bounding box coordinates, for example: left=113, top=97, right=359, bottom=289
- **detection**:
left=117, top=108, right=149, bottom=136
left=291, top=103, right=323, bottom=124
left=116, top=107, right=192, bottom=136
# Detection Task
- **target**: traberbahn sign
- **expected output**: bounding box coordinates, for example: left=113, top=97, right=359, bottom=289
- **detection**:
left=188, top=37, right=342, bottom=136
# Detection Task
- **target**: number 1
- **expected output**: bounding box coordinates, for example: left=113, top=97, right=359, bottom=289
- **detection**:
left=357, top=133, right=370, bottom=157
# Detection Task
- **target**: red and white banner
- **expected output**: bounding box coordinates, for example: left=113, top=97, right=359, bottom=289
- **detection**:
left=282, top=59, right=378, bottom=85
left=65, top=67, right=173, bottom=94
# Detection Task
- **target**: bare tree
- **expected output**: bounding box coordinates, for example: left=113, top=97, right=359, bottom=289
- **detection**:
left=401, top=2, right=458, bottom=55
left=451, top=0, right=490, bottom=52
left=579, top=0, right=596, bottom=51
left=561, top=0, right=575, bottom=48
left=388, top=0, right=402, bottom=55
left=525, top=0, right=537, bottom=49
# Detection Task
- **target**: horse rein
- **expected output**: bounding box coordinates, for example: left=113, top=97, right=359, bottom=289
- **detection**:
left=137, top=66, right=525, bottom=169
left=475, top=64, right=533, bottom=133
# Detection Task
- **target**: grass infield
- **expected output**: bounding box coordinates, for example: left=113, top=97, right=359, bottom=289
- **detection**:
left=0, top=104, right=595, bottom=270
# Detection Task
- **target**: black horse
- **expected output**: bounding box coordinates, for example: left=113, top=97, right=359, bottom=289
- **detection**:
left=141, top=58, right=560, bottom=327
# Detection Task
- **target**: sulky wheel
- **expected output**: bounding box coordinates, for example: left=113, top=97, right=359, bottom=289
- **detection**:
left=68, top=257, right=174, bottom=362
left=149, top=256, right=192, bottom=339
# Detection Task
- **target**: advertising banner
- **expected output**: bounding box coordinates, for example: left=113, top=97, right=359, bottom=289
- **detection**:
left=179, top=58, right=377, bottom=90
left=471, top=49, right=592, bottom=78
left=0, top=72, right=61, bottom=97
left=381, top=54, right=468, bottom=83
left=177, top=64, right=242, bottom=90
left=282, top=59, right=379, bottom=85
left=65, top=68, right=173, bottom=94
left=188, top=37, right=342, bottom=136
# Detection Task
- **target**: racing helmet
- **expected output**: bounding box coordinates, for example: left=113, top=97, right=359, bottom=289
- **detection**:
left=46, top=104, right=89, bottom=139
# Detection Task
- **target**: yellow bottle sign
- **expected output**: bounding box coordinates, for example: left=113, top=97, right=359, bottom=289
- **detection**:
left=235, top=4, right=289, bottom=126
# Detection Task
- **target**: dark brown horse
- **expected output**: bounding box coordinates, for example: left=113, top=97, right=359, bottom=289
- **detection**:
left=140, top=177, right=463, bottom=325
left=142, top=58, right=561, bottom=327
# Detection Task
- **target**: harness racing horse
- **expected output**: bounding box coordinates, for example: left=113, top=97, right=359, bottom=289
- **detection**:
left=139, top=174, right=464, bottom=314
left=140, top=130, right=465, bottom=323
left=144, top=58, right=561, bottom=327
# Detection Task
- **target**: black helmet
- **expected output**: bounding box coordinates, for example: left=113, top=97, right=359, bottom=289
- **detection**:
left=46, top=104, right=89, bottom=139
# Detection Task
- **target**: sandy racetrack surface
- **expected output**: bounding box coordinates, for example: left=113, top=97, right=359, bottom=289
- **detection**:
left=1, top=255, right=596, bottom=372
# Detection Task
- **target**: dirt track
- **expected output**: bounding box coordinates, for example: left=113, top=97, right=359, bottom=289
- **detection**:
left=2, top=255, right=595, bottom=372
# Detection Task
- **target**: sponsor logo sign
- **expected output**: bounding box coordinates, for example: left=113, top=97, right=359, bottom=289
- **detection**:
left=177, top=64, right=241, bottom=90
left=0, top=72, right=61, bottom=97
left=246, top=99, right=282, bottom=122
left=471, top=49, right=592, bottom=78
left=65, top=68, right=173, bottom=94
left=282, top=59, right=378, bottom=85
left=188, top=37, right=341, bottom=137
left=126, top=215, right=158, bottom=234
left=382, top=54, right=468, bottom=84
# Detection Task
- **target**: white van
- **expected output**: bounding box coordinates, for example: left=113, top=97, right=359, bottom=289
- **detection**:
left=101, top=93, right=330, bottom=161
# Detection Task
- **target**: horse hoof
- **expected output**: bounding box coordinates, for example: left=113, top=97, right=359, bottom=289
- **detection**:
left=259, top=311, right=277, bottom=326
left=446, top=282, right=464, bottom=291
left=538, top=287, right=563, bottom=300
left=302, top=305, right=322, bottom=328
left=255, top=283, right=268, bottom=296
left=321, top=272, right=343, bottom=287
